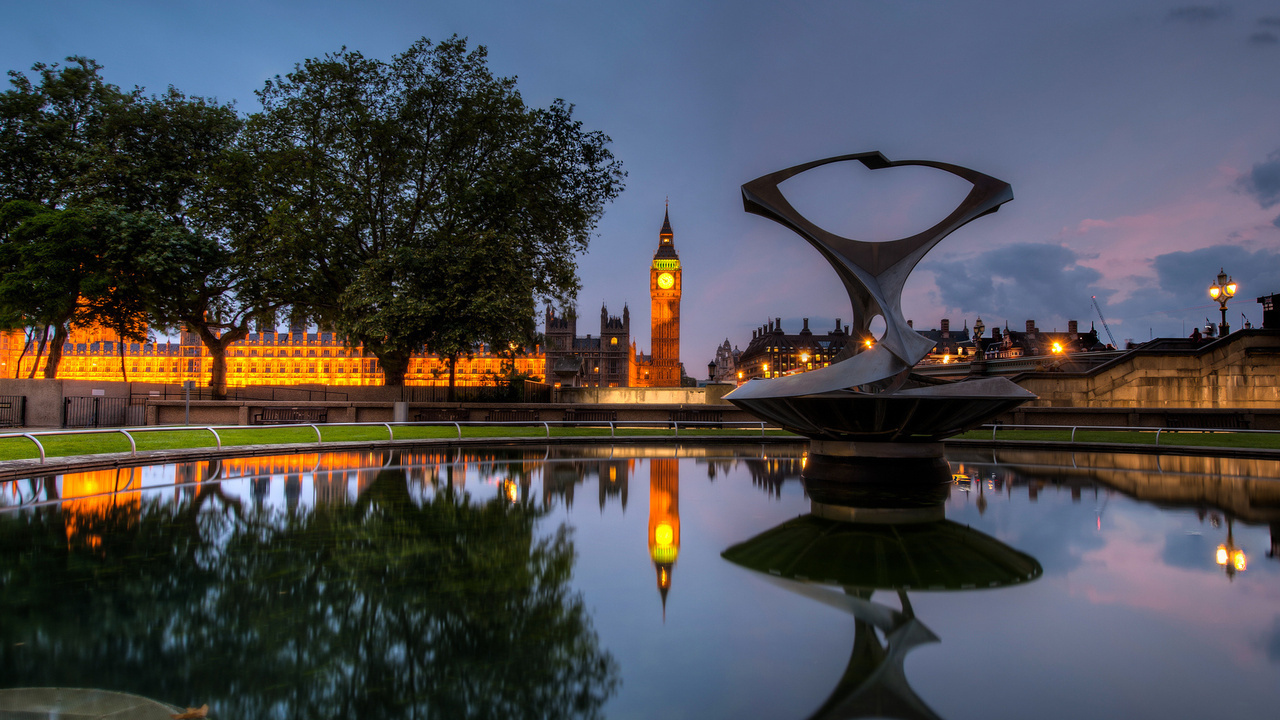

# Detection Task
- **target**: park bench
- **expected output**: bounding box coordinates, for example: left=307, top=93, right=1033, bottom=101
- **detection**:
left=563, top=408, right=618, bottom=426
left=485, top=409, right=541, bottom=422
left=668, top=409, right=723, bottom=428
left=252, top=407, right=328, bottom=425
left=413, top=408, right=471, bottom=422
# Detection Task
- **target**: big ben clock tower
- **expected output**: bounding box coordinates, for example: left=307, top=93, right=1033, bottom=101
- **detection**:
left=649, top=205, right=682, bottom=386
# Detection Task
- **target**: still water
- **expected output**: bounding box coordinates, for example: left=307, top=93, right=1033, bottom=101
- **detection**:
left=1, top=443, right=1278, bottom=719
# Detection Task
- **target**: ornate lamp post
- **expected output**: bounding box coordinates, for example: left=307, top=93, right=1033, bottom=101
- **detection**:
left=1208, top=268, right=1237, bottom=335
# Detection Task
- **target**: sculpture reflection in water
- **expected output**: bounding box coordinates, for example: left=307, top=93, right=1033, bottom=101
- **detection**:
left=727, top=153, right=1034, bottom=456
left=722, top=455, right=1042, bottom=720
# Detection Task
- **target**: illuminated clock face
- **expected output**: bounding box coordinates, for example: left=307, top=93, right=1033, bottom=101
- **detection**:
left=657, top=272, right=675, bottom=289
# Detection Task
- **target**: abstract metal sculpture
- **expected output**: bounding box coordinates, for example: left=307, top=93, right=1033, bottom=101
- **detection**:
left=726, top=152, right=1034, bottom=448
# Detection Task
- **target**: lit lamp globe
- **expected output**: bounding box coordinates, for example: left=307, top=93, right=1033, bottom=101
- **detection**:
left=1208, top=268, right=1237, bottom=335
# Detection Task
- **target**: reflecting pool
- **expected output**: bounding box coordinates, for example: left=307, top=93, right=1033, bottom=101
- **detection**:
left=1, top=443, right=1278, bottom=719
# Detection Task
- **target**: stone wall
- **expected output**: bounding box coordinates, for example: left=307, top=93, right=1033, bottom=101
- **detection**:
left=1013, top=330, right=1280, bottom=408
left=557, top=386, right=714, bottom=405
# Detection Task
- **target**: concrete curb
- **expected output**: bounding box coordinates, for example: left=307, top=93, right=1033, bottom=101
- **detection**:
left=943, top=437, right=1280, bottom=460
left=0, top=434, right=803, bottom=481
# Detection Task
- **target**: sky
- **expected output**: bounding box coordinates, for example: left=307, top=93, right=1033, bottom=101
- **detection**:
left=4, top=0, right=1280, bottom=369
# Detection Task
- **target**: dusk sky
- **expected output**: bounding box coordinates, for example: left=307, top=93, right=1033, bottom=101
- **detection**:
left=5, top=1, right=1280, bottom=369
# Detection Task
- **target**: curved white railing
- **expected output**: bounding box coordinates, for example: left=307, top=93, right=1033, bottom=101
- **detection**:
left=975, top=423, right=1275, bottom=447
left=0, top=419, right=779, bottom=464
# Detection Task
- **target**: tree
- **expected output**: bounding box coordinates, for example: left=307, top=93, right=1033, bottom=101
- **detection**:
left=248, top=37, right=624, bottom=386
left=0, top=201, right=148, bottom=378
left=0, top=57, right=277, bottom=392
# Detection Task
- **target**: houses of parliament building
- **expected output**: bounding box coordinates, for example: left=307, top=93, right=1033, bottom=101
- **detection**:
left=543, top=205, right=685, bottom=388
left=0, top=207, right=684, bottom=389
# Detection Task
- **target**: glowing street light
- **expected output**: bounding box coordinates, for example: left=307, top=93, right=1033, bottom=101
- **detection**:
left=1051, top=342, right=1064, bottom=354
left=1216, top=518, right=1247, bottom=580
left=1208, top=268, right=1237, bottom=335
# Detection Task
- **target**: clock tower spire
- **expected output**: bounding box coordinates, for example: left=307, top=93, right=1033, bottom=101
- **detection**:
left=648, top=204, right=681, bottom=386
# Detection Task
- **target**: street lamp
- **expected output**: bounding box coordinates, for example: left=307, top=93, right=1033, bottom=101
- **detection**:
left=1208, top=268, right=1237, bottom=335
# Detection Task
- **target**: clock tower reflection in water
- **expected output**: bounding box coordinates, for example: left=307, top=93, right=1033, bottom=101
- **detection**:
left=648, top=457, right=680, bottom=615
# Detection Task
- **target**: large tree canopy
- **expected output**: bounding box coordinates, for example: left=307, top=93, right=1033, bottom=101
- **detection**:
left=249, top=36, right=625, bottom=386
left=0, top=57, right=285, bottom=394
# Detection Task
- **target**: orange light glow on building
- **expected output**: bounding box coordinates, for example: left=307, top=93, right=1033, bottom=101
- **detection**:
left=2, top=326, right=543, bottom=387
left=648, top=457, right=681, bottom=613
left=61, top=467, right=143, bottom=548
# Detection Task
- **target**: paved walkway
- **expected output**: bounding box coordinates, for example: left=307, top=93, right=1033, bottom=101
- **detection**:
left=0, top=687, right=182, bottom=719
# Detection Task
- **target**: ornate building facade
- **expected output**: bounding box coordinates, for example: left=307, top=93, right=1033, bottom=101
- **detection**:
left=543, top=304, right=631, bottom=388
left=634, top=207, right=682, bottom=387
left=1, top=324, right=544, bottom=387
left=733, top=317, right=851, bottom=382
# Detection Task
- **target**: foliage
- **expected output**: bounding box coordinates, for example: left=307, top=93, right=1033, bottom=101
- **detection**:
left=0, top=56, right=287, bottom=393
left=248, top=36, right=624, bottom=385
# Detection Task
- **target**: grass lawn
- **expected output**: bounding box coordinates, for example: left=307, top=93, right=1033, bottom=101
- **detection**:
left=0, top=424, right=797, bottom=462
left=952, top=427, right=1280, bottom=450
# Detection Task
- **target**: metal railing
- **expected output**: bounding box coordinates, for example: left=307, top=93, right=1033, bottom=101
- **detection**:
left=974, top=423, right=1280, bottom=447
left=0, top=419, right=784, bottom=465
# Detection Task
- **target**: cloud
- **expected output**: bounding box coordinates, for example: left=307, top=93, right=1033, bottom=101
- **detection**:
left=923, top=242, right=1107, bottom=326
left=1167, top=5, right=1233, bottom=23
left=1150, top=245, right=1280, bottom=298
left=1258, top=16, right=1280, bottom=27
left=1238, top=150, right=1280, bottom=208
left=1249, top=31, right=1279, bottom=44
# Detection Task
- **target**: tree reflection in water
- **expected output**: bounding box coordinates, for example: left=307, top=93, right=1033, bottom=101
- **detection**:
left=0, top=458, right=618, bottom=719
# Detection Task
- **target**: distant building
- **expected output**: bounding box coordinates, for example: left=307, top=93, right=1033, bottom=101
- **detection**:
left=708, top=339, right=741, bottom=383
left=1, top=323, right=544, bottom=387
left=543, top=304, right=631, bottom=388
left=914, top=318, right=976, bottom=363
left=734, top=318, right=851, bottom=382
left=719, top=316, right=1111, bottom=383
left=979, top=319, right=1107, bottom=360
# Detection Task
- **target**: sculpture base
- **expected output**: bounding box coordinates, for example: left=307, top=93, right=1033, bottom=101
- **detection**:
left=727, top=375, right=1035, bottom=442
left=809, top=439, right=944, bottom=459
left=811, top=500, right=944, bottom=524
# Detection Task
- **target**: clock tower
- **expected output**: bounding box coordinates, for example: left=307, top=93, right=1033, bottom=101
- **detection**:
left=648, top=205, right=682, bottom=386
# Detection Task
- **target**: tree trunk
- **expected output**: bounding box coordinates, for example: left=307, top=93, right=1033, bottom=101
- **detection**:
left=27, top=325, right=48, bottom=379
left=447, top=356, right=457, bottom=403
left=13, top=326, right=32, bottom=378
left=42, top=324, right=68, bottom=379
left=118, top=332, right=128, bottom=382
left=377, top=349, right=411, bottom=387
left=193, top=321, right=249, bottom=401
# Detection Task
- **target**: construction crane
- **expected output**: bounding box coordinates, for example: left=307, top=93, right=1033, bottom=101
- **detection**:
left=1090, top=296, right=1117, bottom=348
